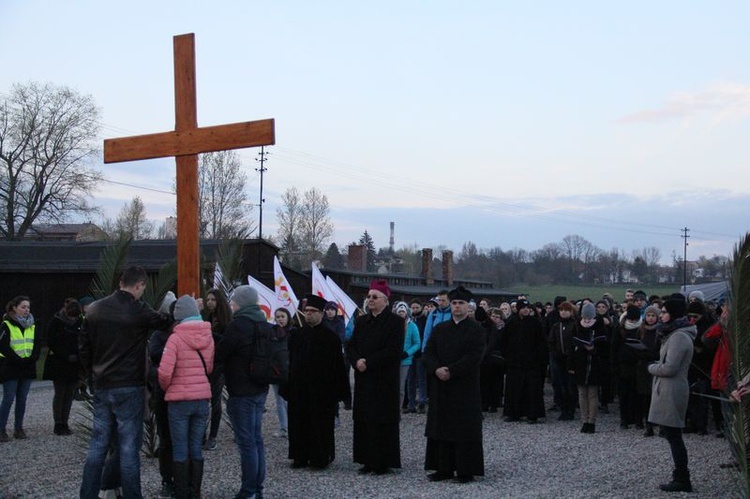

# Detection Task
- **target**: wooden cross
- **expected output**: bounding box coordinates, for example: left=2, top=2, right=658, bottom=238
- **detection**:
left=104, top=33, right=275, bottom=296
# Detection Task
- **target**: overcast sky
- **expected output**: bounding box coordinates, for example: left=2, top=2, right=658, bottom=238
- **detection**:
left=2, top=1, right=749, bottom=264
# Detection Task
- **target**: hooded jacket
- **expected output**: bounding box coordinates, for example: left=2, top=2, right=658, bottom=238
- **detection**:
left=158, top=319, right=214, bottom=402
left=647, top=320, right=697, bottom=428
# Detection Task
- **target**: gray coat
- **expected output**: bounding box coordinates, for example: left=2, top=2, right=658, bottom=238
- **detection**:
left=647, top=324, right=696, bottom=428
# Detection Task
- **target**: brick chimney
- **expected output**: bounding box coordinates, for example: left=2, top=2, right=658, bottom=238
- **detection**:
left=421, top=248, right=434, bottom=285
left=348, top=244, right=367, bottom=272
left=442, top=250, right=454, bottom=286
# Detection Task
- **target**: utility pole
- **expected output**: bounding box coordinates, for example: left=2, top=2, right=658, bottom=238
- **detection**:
left=255, top=146, right=268, bottom=239
left=681, top=227, right=690, bottom=289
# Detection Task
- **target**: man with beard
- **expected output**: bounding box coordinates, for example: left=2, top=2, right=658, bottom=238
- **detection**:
left=499, top=299, right=547, bottom=423
left=287, top=294, right=350, bottom=470
left=423, top=286, right=486, bottom=483
left=345, top=279, right=404, bottom=475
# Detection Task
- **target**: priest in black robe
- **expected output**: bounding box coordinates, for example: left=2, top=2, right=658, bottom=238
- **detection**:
left=345, top=279, right=404, bottom=475
left=423, top=285, right=486, bottom=483
left=286, top=294, right=350, bottom=469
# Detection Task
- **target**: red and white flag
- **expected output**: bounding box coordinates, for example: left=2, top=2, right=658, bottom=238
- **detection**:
left=326, top=275, right=359, bottom=323
left=311, top=262, right=335, bottom=302
left=273, top=256, right=299, bottom=316
left=247, top=275, right=277, bottom=322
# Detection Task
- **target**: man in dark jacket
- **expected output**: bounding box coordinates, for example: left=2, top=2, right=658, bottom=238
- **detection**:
left=287, top=294, right=350, bottom=469
left=79, top=266, right=170, bottom=499
left=217, top=285, right=272, bottom=499
left=345, top=279, right=404, bottom=475
left=423, top=285, right=486, bottom=483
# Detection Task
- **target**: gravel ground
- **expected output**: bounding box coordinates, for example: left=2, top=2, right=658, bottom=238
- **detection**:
left=0, top=381, right=742, bottom=498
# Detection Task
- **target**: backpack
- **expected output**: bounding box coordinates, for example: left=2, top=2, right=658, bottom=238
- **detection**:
left=249, top=323, right=289, bottom=385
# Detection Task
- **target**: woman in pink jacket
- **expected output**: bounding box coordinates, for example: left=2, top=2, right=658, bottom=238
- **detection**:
left=158, top=295, right=215, bottom=499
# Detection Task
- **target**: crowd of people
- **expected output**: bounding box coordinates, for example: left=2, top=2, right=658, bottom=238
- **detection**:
left=0, top=270, right=736, bottom=497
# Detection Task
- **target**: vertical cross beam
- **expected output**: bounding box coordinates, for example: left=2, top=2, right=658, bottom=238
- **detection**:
left=173, top=34, right=200, bottom=297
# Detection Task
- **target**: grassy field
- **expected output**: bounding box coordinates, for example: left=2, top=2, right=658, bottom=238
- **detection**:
left=508, top=283, right=680, bottom=305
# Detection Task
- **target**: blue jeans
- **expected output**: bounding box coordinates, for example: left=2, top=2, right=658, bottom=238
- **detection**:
left=168, top=399, right=209, bottom=462
left=407, top=357, right=427, bottom=409
left=227, top=391, right=268, bottom=498
left=271, top=384, right=287, bottom=431
left=80, top=386, right=145, bottom=499
left=0, top=378, right=32, bottom=431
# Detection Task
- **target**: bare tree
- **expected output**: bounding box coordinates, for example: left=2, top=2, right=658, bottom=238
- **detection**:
left=276, top=187, right=303, bottom=264
left=0, top=82, right=102, bottom=239
left=198, top=150, right=253, bottom=239
left=300, top=187, right=334, bottom=261
left=111, top=196, right=154, bottom=240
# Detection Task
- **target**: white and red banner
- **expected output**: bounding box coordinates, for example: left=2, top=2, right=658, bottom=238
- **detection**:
left=311, top=262, right=335, bottom=302
left=326, top=275, right=359, bottom=324
left=247, top=275, right=278, bottom=322
left=273, top=256, right=299, bottom=316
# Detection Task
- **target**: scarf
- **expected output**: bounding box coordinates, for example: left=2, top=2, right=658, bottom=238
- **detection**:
left=657, top=316, right=691, bottom=336
left=14, top=313, right=35, bottom=329
left=580, top=317, right=596, bottom=328
left=232, top=304, right=267, bottom=323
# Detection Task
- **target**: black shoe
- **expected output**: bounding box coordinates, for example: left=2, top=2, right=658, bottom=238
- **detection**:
left=427, top=471, right=454, bottom=482
left=488, top=407, right=498, bottom=413
left=643, top=427, right=655, bottom=437
left=417, top=404, right=426, bottom=414
left=402, top=407, right=410, bottom=414
left=527, top=418, right=538, bottom=424
left=53, top=423, right=63, bottom=435
left=620, top=423, right=630, bottom=429
left=374, top=467, right=391, bottom=475
left=358, top=465, right=373, bottom=474
left=589, top=423, right=595, bottom=434
left=659, top=480, right=692, bottom=492
left=580, top=424, right=588, bottom=433
left=291, top=460, right=307, bottom=469
left=455, top=475, right=474, bottom=483
left=504, top=416, right=520, bottom=422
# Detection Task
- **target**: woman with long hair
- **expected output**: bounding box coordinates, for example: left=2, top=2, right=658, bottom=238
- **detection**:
left=201, top=288, right=232, bottom=451
left=270, top=307, right=295, bottom=438
left=0, top=295, right=40, bottom=442
left=43, top=298, right=84, bottom=435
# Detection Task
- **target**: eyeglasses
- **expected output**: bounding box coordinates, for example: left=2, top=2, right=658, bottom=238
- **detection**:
left=304, top=308, right=322, bottom=314
left=367, top=294, right=381, bottom=300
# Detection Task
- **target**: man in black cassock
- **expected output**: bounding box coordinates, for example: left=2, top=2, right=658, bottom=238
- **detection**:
left=286, top=294, right=350, bottom=469
left=423, top=285, right=486, bottom=483
left=345, top=279, right=404, bottom=475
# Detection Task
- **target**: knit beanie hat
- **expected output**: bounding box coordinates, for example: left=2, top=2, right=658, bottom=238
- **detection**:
left=173, top=295, right=200, bottom=321
left=581, top=303, right=596, bottom=320
left=159, top=291, right=177, bottom=314
left=230, top=285, right=259, bottom=308
left=689, top=290, right=705, bottom=303
left=392, top=301, right=411, bottom=318
left=664, top=297, right=687, bottom=318
left=687, top=301, right=706, bottom=316
left=625, top=305, right=641, bottom=321
left=644, top=305, right=660, bottom=318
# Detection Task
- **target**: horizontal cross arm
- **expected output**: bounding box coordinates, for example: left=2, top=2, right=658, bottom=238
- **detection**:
left=103, top=118, right=275, bottom=163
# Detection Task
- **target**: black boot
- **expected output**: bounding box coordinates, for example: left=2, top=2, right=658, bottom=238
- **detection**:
left=172, top=461, right=190, bottom=499
left=189, top=459, right=204, bottom=498
left=659, top=469, right=692, bottom=493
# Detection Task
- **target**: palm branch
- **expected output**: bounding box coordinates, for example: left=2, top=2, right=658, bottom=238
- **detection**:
left=141, top=260, right=177, bottom=308
left=210, top=238, right=244, bottom=297
left=90, top=236, right=132, bottom=299
left=724, top=232, right=750, bottom=496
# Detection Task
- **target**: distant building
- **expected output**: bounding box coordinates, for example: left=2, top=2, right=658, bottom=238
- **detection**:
left=0, top=238, right=306, bottom=331
left=25, top=223, right=107, bottom=242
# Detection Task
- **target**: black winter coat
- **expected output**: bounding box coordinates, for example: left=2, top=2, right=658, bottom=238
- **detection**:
left=43, top=311, right=83, bottom=382
left=568, top=318, right=609, bottom=386
left=79, top=290, right=170, bottom=390
left=216, top=315, right=272, bottom=397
